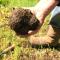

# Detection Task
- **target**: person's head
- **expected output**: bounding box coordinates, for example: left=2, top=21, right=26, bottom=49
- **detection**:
left=9, top=8, right=40, bottom=36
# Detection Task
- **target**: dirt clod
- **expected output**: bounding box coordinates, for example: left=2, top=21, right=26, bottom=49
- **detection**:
left=9, top=8, right=40, bottom=35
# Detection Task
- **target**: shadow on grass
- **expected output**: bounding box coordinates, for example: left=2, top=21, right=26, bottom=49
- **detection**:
left=31, top=44, right=60, bottom=51
left=0, top=51, right=3, bottom=60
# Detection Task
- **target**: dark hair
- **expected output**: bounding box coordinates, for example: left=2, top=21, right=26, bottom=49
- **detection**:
left=9, top=8, right=40, bottom=35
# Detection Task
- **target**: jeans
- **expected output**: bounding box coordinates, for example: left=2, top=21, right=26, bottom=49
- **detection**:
left=50, top=6, right=60, bottom=28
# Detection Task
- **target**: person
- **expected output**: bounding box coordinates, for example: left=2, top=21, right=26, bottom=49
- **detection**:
left=28, top=0, right=60, bottom=46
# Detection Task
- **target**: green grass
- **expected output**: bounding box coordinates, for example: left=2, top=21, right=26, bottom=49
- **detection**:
left=0, top=0, right=60, bottom=60
left=0, top=0, right=38, bottom=7
left=9, top=0, right=38, bottom=7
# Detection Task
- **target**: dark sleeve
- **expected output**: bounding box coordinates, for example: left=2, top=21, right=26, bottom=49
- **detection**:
left=57, top=0, right=60, bottom=6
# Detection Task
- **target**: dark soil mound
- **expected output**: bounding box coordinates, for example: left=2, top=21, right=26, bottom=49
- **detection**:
left=9, top=8, right=40, bottom=35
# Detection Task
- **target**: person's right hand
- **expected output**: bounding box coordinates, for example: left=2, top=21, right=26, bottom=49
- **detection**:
left=34, top=8, right=46, bottom=24
left=23, top=7, right=46, bottom=24
left=30, top=7, right=46, bottom=24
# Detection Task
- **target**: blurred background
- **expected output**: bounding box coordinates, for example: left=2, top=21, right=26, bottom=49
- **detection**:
left=0, top=0, right=39, bottom=7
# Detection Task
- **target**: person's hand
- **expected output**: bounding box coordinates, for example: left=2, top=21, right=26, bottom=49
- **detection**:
left=21, top=7, right=42, bottom=35
left=22, top=7, right=45, bottom=35
left=33, top=8, right=46, bottom=24
left=22, top=7, right=46, bottom=24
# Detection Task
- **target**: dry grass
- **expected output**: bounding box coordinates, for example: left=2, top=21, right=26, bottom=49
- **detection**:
left=0, top=7, right=60, bottom=60
left=0, top=0, right=60, bottom=60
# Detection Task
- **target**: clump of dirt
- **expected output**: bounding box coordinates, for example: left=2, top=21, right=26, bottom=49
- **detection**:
left=9, top=8, right=40, bottom=35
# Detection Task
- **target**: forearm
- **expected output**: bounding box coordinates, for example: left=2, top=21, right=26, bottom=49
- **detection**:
left=35, top=0, right=59, bottom=17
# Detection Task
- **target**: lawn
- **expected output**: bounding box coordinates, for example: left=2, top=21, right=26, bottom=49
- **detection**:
left=0, top=0, right=60, bottom=60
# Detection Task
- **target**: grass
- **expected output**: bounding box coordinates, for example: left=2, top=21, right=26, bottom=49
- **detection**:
left=9, top=0, right=38, bottom=7
left=0, top=0, right=60, bottom=60
left=0, top=0, right=38, bottom=7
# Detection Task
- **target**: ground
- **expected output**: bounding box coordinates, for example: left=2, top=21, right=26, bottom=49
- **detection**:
left=0, top=0, right=60, bottom=60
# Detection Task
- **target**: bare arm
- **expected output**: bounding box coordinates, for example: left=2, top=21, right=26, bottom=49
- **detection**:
left=34, top=0, right=59, bottom=24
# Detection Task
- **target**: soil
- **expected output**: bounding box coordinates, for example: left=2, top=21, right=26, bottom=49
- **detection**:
left=9, top=8, right=40, bottom=35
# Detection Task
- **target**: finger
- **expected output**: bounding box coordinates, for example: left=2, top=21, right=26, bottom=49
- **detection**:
left=36, top=13, right=45, bottom=24
left=39, top=17, right=44, bottom=24
left=28, top=30, right=33, bottom=35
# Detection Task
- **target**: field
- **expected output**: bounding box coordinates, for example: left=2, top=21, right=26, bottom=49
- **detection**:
left=0, top=0, right=60, bottom=60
